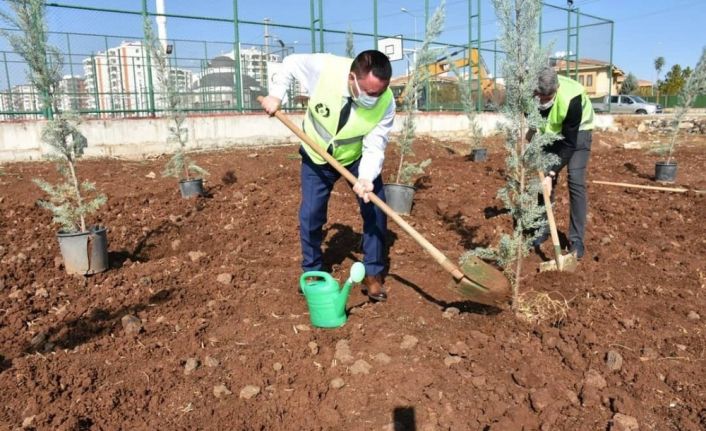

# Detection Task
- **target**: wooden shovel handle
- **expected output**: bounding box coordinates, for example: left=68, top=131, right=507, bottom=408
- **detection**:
left=261, top=98, right=466, bottom=281
left=538, top=171, right=563, bottom=262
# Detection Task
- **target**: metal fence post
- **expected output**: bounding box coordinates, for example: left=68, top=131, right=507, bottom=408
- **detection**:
left=142, top=0, right=157, bottom=117
left=233, top=0, right=243, bottom=112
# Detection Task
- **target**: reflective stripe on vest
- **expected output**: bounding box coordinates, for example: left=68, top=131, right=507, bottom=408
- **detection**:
left=542, top=75, right=595, bottom=135
left=302, top=55, right=393, bottom=166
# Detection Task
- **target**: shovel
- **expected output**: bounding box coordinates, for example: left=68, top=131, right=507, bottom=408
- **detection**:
left=537, top=171, right=577, bottom=272
left=261, top=99, right=511, bottom=306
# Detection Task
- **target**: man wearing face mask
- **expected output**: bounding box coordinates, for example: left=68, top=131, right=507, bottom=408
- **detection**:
left=260, top=50, right=395, bottom=302
left=531, top=65, right=594, bottom=260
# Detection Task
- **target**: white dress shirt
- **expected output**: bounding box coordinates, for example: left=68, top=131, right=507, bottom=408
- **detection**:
left=268, top=53, right=395, bottom=182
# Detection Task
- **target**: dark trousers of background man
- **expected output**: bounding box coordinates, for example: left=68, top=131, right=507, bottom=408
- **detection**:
left=298, top=147, right=387, bottom=277
left=545, top=130, right=592, bottom=248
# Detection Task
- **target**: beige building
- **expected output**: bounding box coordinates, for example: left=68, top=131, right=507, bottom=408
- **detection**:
left=553, top=58, right=625, bottom=97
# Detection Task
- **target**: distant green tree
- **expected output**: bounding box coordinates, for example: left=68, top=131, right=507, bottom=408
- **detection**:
left=660, top=64, right=693, bottom=96
left=620, top=73, right=638, bottom=94
left=654, top=56, right=665, bottom=100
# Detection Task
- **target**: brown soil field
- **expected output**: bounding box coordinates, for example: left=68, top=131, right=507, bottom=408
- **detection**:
left=1, top=129, right=705, bottom=430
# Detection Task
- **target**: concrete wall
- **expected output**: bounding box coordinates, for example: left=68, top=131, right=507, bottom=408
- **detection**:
left=0, top=112, right=616, bottom=163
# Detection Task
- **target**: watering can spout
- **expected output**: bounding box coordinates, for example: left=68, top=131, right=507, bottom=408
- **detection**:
left=336, top=262, right=366, bottom=311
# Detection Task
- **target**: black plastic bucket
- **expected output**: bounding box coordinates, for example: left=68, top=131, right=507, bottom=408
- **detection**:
left=57, top=226, right=109, bottom=275
left=383, top=184, right=416, bottom=215
left=654, top=162, right=677, bottom=183
left=179, top=178, right=205, bottom=198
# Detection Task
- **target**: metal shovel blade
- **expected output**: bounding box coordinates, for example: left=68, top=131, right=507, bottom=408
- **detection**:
left=447, top=256, right=512, bottom=307
left=539, top=252, right=578, bottom=273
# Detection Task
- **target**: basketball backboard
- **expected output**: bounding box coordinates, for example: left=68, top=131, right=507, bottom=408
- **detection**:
left=377, top=36, right=403, bottom=62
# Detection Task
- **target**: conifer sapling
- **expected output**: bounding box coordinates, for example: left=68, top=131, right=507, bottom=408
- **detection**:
left=392, top=1, right=446, bottom=185
left=143, top=16, right=208, bottom=182
left=1, top=0, right=106, bottom=233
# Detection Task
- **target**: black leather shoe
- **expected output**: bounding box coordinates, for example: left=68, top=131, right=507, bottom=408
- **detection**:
left=361, top=275, right=387, bottom=302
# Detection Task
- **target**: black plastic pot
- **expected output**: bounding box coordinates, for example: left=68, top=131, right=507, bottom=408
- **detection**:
left=179, top=178, right=205, bottom=198
left=654, top=161, right=677, bottom=183
left=470, top=148, right=488, bottom=162
left=383, top=184, right=416, bottom=215
left=57, top=226, right=109, bottom=275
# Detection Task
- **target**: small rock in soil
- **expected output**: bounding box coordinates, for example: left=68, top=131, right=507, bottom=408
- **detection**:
left=448, top=341, right=469, bottom=357
left=601, top=236, right=612, bottom=245
left=188, top=251, right=206, bottom=262
left=308, top=341, right=319, bottom=355
left=216, top=273, right=233, bottom=285
left=213, top=384, right=232, bottom=398
left=329, top=377, right=345, bottom=389
left=529, top=388, right=553, bottom=412
left=400, top=335, right=419, bottom=350
left=273, top=362, right=283, bottom=371
left=184, top=358, right=199, bottom=375
left=121, top=315, right=143, bottom=335
left=444, top=356, right=462, bottom=367
left=239, top=385, right=261, bottom=399
left=53, top=256, right=63, bottom=269
left=372, top=352, right=391, bottom=364
left=334, top=340, right=354, bottom=365
left=606, top=350, right=623, bottom=371
left=610, top=413, right=639, bottom=431
left=22, top=416, right=35, bottom=429
left=442, top=307, right=460, bottom=319
left=687, top=311, right=700, bottom=321
left=350, top=359, right=372, bottom=375
left=583, top=369, right=607, bottom=390
left=145, top=171, right=156, bottom=179
left=294, top=324, right=311, bottom=332
left=34, top=288, right=48, bottom=298
left=204, top=356, right=220, bottom=368
left=171, top=239, right=181, bottom=251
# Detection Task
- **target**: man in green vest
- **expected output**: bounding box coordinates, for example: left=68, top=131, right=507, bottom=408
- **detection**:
left=261, top=50, right=395, bottom=302
left=533, top=66, right=594, bottom=259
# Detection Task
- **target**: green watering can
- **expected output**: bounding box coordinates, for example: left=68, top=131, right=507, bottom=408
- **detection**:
left=300, top=262, right=366, bottom=328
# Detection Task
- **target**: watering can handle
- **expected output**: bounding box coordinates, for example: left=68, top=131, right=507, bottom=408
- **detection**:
left=299, top=271, right=335, bottom=295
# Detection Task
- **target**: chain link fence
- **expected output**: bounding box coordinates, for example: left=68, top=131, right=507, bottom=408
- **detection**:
left=0, top=1, right=613, bottom=120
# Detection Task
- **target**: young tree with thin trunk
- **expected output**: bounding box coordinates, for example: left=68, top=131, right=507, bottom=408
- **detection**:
left=661, top=47, right=706, bottom=164
left=143, top=15, right=207, bottom=182
left=1, top=0, right=105, bottom=233
left=467, top=0, right=559, bottom=312
left=393, top=1, right=445, bottom=185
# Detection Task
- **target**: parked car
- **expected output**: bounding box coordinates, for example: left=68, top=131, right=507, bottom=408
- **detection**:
left=591, top=94, right=662, bottom=114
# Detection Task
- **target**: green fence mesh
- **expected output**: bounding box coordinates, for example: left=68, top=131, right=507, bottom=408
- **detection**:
left=0, top=1, right=615, bottom=120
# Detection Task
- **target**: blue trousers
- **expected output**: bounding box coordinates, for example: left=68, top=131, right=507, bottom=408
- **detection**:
left=299, top=147, right=387, bottom=276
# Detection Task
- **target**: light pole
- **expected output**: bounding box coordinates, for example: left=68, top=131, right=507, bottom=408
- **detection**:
left=400, top=7, right=419, bottom=109
left=400, top=7, right=418, bottom=50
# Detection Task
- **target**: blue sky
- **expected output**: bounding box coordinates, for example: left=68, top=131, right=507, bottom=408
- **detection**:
left=2, top=0, right=705, bottom=84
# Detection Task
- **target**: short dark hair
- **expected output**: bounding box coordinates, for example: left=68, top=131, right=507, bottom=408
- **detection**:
left=351, top=50, right=392, bottom=82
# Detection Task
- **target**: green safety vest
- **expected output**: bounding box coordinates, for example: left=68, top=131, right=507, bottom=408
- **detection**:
left=302, top=55, right=393, bottom=166
left=542, top=75, right=595, bottom=135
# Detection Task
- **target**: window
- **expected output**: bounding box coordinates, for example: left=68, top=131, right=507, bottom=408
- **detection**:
left=586, top=75, right=593, bottom=87
left=579, top=75, right=585, bottom=85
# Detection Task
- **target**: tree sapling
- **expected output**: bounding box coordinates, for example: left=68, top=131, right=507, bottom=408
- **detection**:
left=143, top=15, right=208, bottom=197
